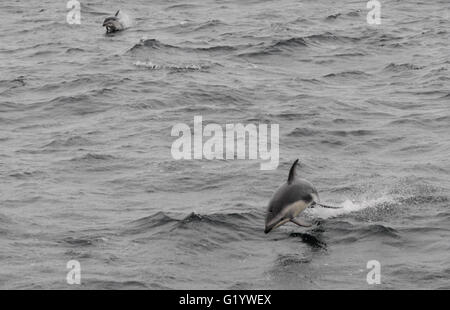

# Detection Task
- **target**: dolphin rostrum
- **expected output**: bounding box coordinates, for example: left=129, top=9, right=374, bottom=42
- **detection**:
left=264, top=159, right=319, bottom=234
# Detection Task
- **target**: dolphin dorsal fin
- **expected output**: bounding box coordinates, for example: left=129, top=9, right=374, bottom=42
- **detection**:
left=115, top=10, right=120, bottom=16
left=287, top=159, right=299, bottom=184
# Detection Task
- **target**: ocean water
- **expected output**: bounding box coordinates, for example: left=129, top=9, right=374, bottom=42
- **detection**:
left=0, top=0, right=449, bottom=289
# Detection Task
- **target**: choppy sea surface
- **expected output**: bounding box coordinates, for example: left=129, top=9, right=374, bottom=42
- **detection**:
left=1, top=0, right=449, bottom=289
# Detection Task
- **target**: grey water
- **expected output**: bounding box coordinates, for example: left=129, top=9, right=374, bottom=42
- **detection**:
left=0, top=0, right=449, bottom=289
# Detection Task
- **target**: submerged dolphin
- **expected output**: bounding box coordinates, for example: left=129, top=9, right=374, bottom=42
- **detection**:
left=102, top=10, right=124, bottom=34
left=264, top=159, right=319, bottom=234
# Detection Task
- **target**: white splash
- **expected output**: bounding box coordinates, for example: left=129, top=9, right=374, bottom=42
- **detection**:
left=117, top=11, right=134, bottom=29
left=134, top=61, right=161, bottom=69
left=133, top=61, right=204, bottom=71
left=306, top=195, right=396, bottom=219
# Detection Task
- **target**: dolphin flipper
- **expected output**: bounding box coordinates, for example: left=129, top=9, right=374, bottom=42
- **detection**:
left=311, top=201, right=341, bottom=209
left=115, top=10, right=120, bottom=16
left=291, top=218, right=312, bottom=227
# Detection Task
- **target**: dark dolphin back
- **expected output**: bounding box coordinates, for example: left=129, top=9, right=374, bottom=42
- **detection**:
left=104, top=17, right=118, bottom=23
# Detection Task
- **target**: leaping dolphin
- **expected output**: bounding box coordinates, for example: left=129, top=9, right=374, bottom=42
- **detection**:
left=103, top=10, right=124, bottom=34
left=264, top=159, right=319, bottom=234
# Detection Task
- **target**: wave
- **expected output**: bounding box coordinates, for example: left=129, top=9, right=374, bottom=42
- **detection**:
left=86, top=279, right=170, bottom=290
left=128, top=38, right=239, bottom=55
left=326, top=13, right=342, bottom=20
left=272, top=37, right=308, bottom=48
left=65, top=47, right=85, bottom=54
left=236, top=38, right=307, bottom=57
left=306, top=32, right=359, bottom=44
left=288, top=127, right=375, bottom=137
left=133, top=61, right=209, bottom=72
left=129, top=31, right=363, bottom=60
left=0, top=76, right=26, bottom=94
left=8, top=170, right=44, bottom=179
left=69, top=153, right=117, bottom=162
left=35, top=76, right=121, bottom=95
left=129, top=32, right=359, bottom=59
left=322, top=221, right=400, bottom=243
left=26, top=90, right=115, bottom=116
left=123, top=99, right=167, bottom=110
left=121, top=211, right=265, bottom=253
left=388, top=118, right=426, bottom=127
left=194, top=44, right=238, bottom=52
left=0, top=101, right=24, bottom=112
left=59, top=235, right=108, bottom=247
left=329, top=52, right=367, bottom=57
left=326, top=10, right=362, bottom=20
left=237, top=32, right=360, bottom=57
left=193, top=19, right=226, bottom=31
left=398, top=194, right=448, bottom=205
left=384, top=63, right=424, bottom=72
left=323, top=70, right=371, bottom=79
left=125, top=211, right=261, bottom=235
left=128, top=39, right=176, bottom=52
left=166, top=4, right=199, bottom=10
left=42, top=136, right=93, bottom=148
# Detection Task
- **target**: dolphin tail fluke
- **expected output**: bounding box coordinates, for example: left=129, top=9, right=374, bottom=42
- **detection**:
left=287, top=159, right=299, bottom=184
left=115, top=10, right=120, bottom=16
